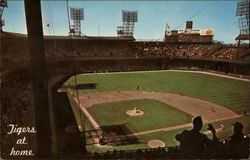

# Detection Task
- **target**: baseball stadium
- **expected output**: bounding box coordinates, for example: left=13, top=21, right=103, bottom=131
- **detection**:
left=1, top=0, right=250, bottom=159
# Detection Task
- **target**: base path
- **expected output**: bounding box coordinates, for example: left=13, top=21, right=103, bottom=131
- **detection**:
left=73, top=91, right=240, bottom=135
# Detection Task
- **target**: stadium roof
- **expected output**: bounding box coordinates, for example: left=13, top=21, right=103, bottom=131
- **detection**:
left=44, top=35, right=135, bottom=41
left=1, top=31, right=135, bottom=41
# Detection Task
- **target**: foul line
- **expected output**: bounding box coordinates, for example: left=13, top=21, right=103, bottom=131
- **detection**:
left=73, top=96, right=101, bottom=130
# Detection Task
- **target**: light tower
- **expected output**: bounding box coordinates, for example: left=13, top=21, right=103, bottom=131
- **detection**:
left=236, top=0, right=249, bottom=35
left=69, top=7, right=84, bottom=36
left=117, top=10, right=138, bottom=37
left=0, top=0, right=8, bottom=32
left=235, top=0, right=249, bottom=59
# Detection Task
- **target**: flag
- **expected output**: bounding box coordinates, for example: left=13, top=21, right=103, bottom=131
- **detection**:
left=166, top=24, right=170, bottom=29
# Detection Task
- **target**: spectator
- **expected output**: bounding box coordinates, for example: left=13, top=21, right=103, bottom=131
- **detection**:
left=227, top=122, right=249, bottom=158
left=175, top=116, right=219, bottom=158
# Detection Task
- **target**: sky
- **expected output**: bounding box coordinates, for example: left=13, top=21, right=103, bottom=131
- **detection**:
left=2, top=0, right=241, bottom=43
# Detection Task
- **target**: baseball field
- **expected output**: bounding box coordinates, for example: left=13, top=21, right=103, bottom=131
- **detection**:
left=63, top=70, right=250, bottom=152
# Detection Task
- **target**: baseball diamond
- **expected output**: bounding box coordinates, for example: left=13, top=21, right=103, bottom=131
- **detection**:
left=64, top=70, right=250, bottom=152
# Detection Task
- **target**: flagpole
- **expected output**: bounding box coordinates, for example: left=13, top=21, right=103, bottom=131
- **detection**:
left=48, top=24, right=50, bottom=35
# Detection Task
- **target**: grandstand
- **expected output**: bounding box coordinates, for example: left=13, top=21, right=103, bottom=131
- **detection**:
left=0, top=0, right=249, bottom=159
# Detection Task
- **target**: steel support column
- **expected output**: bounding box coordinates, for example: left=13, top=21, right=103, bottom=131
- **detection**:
left=24, top=0, right=52, bottom=158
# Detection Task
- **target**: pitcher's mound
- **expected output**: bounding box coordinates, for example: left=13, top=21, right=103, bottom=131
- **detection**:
left=148, top=140, right=165, bottom=148
left=126, top=109, right=144, bottom=116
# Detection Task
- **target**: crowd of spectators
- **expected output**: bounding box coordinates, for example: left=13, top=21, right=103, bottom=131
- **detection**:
left=45, top=40, right=134, bottom=58
left=2, top=33, right=249, bottom=69
left=1, top=68, right=32, bottom=158
left=1, top=33, right=30, bottom=75
left=133, top=42, right=249, bottom=60
left=1, top=34, right=32, bottom=157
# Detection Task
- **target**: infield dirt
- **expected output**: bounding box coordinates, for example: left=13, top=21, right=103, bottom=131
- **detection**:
left=72, top=91, right=240, bottom=135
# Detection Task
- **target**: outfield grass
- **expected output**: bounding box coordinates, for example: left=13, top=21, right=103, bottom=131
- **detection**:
left=65, top=71, right=250, bottom=114
left=87, top=99, right=193, bottom=132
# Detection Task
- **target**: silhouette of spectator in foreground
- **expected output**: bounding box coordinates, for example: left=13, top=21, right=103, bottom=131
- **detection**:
left=226, top=122, right=249, bottom=158
left=175, top=116, right=219, bottom=158
left=231, top=122, right=244, bottom=143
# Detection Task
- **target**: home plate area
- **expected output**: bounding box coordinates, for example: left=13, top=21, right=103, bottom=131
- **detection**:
left=148, top=140, right=165, bottom=148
